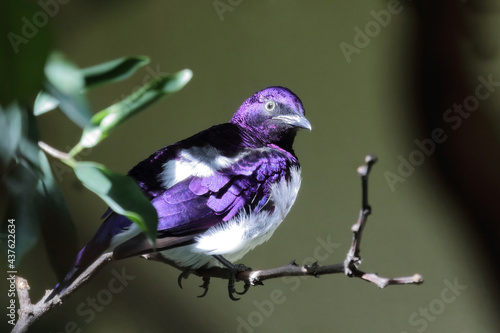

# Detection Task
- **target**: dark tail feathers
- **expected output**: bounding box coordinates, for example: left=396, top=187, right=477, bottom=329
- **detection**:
left=45, top=212, right=134, bottom=302
left=45, top=244, right=105, bottom=302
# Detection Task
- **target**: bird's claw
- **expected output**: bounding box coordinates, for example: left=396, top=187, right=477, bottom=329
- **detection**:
left=228, top=276, right=240, bottom=301
left=212, top=255, right=253, bottom=301
left=178, top=270, right=212, bottom=298
left=197, top=276, right=211, bottom=298
left=214, top=255, right=252, bottom=301
left=177, top=270, right=191, bottom=289
left=226, top=264, right=252, bottom=301
left=235, top=281, right=251, bottom=296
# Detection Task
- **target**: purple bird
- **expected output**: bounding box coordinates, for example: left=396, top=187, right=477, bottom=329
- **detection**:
left=47, top=86, right=311, bottom=301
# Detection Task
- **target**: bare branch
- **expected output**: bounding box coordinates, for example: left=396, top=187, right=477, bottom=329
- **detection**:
left=12, top=253, right=113, bottom=333
left=344, top=154, right=376, bottom=276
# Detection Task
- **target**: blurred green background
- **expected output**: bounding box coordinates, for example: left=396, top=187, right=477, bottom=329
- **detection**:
left=2, top=1, right=500, bottom=332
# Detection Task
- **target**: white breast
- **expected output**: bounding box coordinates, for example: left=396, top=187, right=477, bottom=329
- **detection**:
left=160, top=166, right=302, bottom=269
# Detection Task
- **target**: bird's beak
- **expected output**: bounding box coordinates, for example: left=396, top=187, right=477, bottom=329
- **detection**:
left=272, top=115, right=312, bottom=130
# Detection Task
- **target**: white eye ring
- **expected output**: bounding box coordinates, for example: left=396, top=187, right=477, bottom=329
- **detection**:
left=265, top=100, right=275, bottom=111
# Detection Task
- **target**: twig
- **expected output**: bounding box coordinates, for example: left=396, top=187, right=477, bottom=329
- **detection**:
left=38, top=141, right=77, bottom=168
left=12, top=155, right=423, bottom=332
left=344, top=154, right=375, bottom=277
left=12, top=253, right=113, bottom=333
left=38, top=141, right=71, bottom=161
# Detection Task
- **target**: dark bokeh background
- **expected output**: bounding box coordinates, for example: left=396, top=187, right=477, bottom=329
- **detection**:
left=2, top=1, right=500, bottom=332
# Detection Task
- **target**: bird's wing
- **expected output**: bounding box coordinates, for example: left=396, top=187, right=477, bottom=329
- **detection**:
left=112, top=147, right=294, bottom=259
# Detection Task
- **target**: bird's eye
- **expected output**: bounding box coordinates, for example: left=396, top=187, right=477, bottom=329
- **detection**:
left=265, top=101, right=275, bottom=111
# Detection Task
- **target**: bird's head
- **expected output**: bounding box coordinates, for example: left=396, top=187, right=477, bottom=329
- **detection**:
left=230, top=86, right=311, bottom=148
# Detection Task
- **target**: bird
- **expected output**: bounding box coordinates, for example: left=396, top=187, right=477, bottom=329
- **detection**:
left=46, top=86, right=311, bottom=301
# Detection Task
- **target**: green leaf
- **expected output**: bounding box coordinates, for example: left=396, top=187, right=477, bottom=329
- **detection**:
left=44, top=52, right=91, bottom=128
left=36, top=150, right=78, bottom=281
left=45, top=53, right=84, bottom=95
left=1, top=146, right=42, bottom=268
left=34, top=91, right=59, bottom=116
left=0, top=104, right=23, bottom=167
left=74, top=162, right=158, bottom=243
left=1, top=143, right=77, bottom=273
left=79, top=68, right=192, bottom=148
left=1, top=161, right=40, bottom=267
left=0, top=0, right=50, bottom=105
left=1, top=103, right=76, bottom=271
left=1, top=106, right=42, bottom=266
left=81, top=56, right=150, bottom=90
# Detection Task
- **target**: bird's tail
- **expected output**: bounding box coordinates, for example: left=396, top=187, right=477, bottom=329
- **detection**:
left=45, top=242, right=108, bottom=302
left=45, top=211, right=133, bottom=302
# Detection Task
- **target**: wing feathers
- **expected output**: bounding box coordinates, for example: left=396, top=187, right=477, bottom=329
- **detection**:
left=116, top=146, right=296, bottom=259
left=113, top=234, right=196, bottom=260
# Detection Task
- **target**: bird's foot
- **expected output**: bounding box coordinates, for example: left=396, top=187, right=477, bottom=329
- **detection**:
left=226, top=264, right=252, bottom=301
left=213, top=255, right=252, bottom=301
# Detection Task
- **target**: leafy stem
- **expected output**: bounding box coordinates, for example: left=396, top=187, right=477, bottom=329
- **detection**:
left=67, top=142, right=84, bottom=158
left=38, top=141, right=76, bottom=168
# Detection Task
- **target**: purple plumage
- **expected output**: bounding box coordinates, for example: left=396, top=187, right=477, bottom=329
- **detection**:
left=46, top=86, right=311, bottom=301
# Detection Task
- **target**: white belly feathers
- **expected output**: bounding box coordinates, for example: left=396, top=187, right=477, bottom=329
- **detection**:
left=160, top=166, right=301, bottom=269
